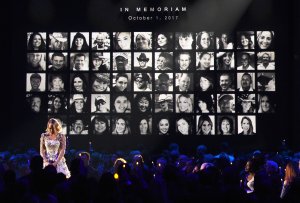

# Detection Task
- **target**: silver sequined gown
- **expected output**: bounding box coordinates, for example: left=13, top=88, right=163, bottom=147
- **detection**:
left=40, top=133, right=70, bottom=178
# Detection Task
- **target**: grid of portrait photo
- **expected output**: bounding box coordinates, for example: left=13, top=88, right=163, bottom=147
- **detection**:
left=25, top=31, right=276, bottom=136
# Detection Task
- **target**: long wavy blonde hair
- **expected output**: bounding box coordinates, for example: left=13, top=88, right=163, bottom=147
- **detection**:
left=46, top=118, right=62, bottom=134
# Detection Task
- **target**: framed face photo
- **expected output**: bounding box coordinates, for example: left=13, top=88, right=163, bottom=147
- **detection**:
left=113, top=32, right=132, bottom=50
left=155, top=52, right=173, bottom=71
left=91, top=32, right=110, bottom=50
left=238, top=115, right=256, bottom=135
left=27, top=53, right=46, bottom=72
left=154, top=73, right=173, bottom=92
left=194, top=93, right=215, bottom=113
left=175, top=94, right=194, bottom=113
left=154, top=94, right=174, bottom=113
left=26, top=73, right=46, bottom=92
left=237, top=72, right=255, bottom=92
left=236, top=94, right=256, bottom=113
left=91, top=94, right=110, bottom=113
left=133, top=52, right=153, bottom=71
left=258, top=93, right=276, bottom=113
left=111, top=93, right=132, bottom=113
left=134, top=32, right=152, bottom=50
left=216, top=52, right=235, bottom=70
left=175, top=32, right=194, bottom=50
left=69, top=94, right=89, bottom=114
left=70, top=52, right=89, bottom=71
left=27, top=32, right=46, bottom=51
left=216, top=32, right=235, bottom=50
left=217, top=72, right=235, bottom=92
left=196, top=115, right=215, bottom=135
left=48, top=32, right=68, bottom=51
left=47, top=94, right=68, bottom=114
left=155, top=115, right=173, bottom=136
left=154, top=32, right=173, bottom=50
left=91, top=115, right=111, bottom=135
left=69, top=115, right=89, bottom=135
left=217, top=94, right=235, bottom=113
left=112, top=52, right=131, bottom=71
left=195, top=72, right=215, bottom=92
left=133, top=93, right=153, bottom=114
left=256, top=31, right=274, bottom=50
left=70, top=73, right=89, bottom=93
left=91, top=73, right=111, bottom=92
left=91, top=52, right=110, bottom=71
left=217, top=115, right=236, bottom=135
left=135, top=115, right=152, bottom=135
left=236, top=31, right=255, bottom=50
left=175, top=116, right=193, bottom=135
left=196, top=52, right=214, bottom=71
left=133, top=73, right=152, bottom=92
left=48, top=73, right=67, bottom=92
left=48, top=52, right=68, bottom=71
left=196, top=31, right=215, bottom=50
left=257, top=72, right=276, bottom=91
left=26, top=93, right=45, bottom=113
left=112, top=115, right=131, bottom=135
left=175, top=73, right=193, bottom=92
left=236, top=52, right=255, bottom=71
left=175, top=52, right=193, bottom=71
left=70, top=32, right=90, bottom=51
left=257, top=52, right=275, bottom=70
left=112, top=73, right=131, bottom=92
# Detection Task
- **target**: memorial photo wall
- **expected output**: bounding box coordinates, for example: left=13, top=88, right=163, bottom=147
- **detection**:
left=25, top=31, right=276, bottom=136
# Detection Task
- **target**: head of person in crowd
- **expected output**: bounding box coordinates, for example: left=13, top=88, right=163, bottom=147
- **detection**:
left=257, top=31, right=274, bottom=49
left=156, top=52, right=173, bottom=70
left=70, top=94, right=87, bottom=113
left=219, top=73, right=234, bottom=91
left=92, top=73, right=110, bottom=92
left=114, top=53, right=129, bottom=71
left=239, top=116, right=254, bottom=135
left=198, top=73, right=214, bottom=91
left=176, top=117, right=191, bottom=135
left=197, top=115, right=213, bottom=135
left=73, top=53, right=86, bottom=71
left=30, top=95, right=42, bottom=113
left=219, top=116, right=233, bottom=135
left=113, top=73, right=129, bottom=92
left=177, top=52, right=192, bottom=71
left=240, top=73, right=253, bottom=91
left=134, top=73, right=151, bottom=91
left=30, top=73, right=42, bottom=92
left=218, top=94, right=234, bottom=113
left=158, top=117, right=170, bottom=135
left=135, top=32, right=151, bottom=50
left=237, top=32, right=254, bottom=49
left=196, top=31, right=214, bottom=50
left=114, top=32, right=131, bottom=50
left=135, top=93, right=152, bottom=113
left=112, top=94, right=131, bottom=113
left=112, top=116, right=130, bottom=135
left=71, top=32, right=89, bottom=50
left=49, top=95, right=66, bottom=114
left=176, top=73, right=191, bottom=92
left=71, top=74, right=87, bottom=93
left=49, top=53, right=66, bottom=71
left=93, top=32, right=110, bottom=50
left=176, top=94, right=193, bottom=113
left=176, top=32, right=194, bottom=50
left=197, top=52, right=212, bottom=70
left=258, top=94, right=274, bottom=113
left=155, top=33, right=172, bottom=50
left=94, top=95, right=109, bottom=113
left=92, top=116, right=109, bottom=135
left=91, top=52, right=109, bottom=71
left=49, top=74, right=65, bottom=92
left=157, top=94, right=173, bottom=112
left=28, top=32, right=46, bottom=51
left=196, top=94, right=214, bottom=113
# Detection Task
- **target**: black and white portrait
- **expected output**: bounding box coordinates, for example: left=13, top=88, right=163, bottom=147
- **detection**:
left=91, top=94, right=110, bottom=113
left=91, top=32, right=110, bottom=50
left=26, top=73, right=46, bottom=92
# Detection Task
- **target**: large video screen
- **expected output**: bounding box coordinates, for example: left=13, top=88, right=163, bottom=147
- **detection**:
left=25, top=31, right=276, bottom=136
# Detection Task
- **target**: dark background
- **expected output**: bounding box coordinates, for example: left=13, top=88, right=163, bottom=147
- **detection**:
left=4, top=0, right=299, bottom=154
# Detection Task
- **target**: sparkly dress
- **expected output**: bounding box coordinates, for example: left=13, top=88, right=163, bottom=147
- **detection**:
left=40, top=133, right=70, bottom=178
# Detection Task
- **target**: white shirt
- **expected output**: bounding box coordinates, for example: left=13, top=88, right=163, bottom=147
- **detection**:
left=257, top=63, right=275, bottom=70
left=237, top=65, right=255, bottom=70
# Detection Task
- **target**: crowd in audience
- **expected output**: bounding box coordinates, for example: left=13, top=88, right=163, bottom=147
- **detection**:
left=0, top=142, right=299, bottom=202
